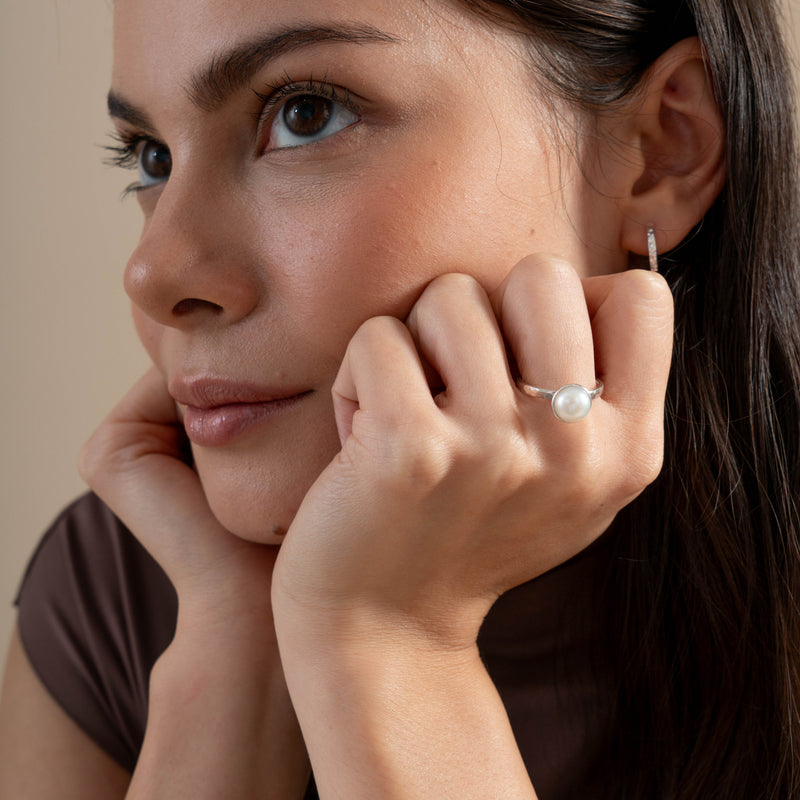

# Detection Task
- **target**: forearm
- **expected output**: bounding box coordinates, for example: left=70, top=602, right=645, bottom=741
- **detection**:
left=279, top=622, right=536, bottom=800
left=127, top=633, right=309, bottom=800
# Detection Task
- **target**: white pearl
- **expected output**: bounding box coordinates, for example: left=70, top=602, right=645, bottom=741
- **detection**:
left=551, top=385, right=592, bottom=423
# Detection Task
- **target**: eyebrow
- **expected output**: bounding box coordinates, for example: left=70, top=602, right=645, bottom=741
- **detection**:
left=107, top=93, right=155, bottom=130
left=107, top=22, right=400, bottom=126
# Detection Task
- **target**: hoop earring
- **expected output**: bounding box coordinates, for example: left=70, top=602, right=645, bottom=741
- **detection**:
left=647, top=227, right=658, bottom=272
left=647, top=227, right=658, bottom=273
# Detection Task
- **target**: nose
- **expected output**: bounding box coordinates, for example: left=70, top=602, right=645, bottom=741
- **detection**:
left=124, top=181, right=262, bottom=330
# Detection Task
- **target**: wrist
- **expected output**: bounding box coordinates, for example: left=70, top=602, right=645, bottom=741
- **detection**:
left=137, top=634, right=309, bottom=800
left=272, top=579, right=494, bottom=660
left=275, top=610, right=534, bottom=800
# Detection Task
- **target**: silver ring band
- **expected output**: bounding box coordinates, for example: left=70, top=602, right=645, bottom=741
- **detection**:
left=516, top=378, right=604, bottom=423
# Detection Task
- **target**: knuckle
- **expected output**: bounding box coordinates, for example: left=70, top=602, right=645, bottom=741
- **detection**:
left=501, top=255, right=583, bottom=322
left=613, top=434, right=665, bottom=501
left=353, top=314, right=403, bottom=344
left=631, top=438, right=665, bottom=490
left=527, top=424, right=612, bottom=510
left=76, top=428, right=113, bottom=487
left=417, top=272, right=483, bottom=314
left=348, top=315, right=407, bottom=360
left=76, top=440, right=97, bottom=484
left=409, top=273, right=488, bottom=335
left=517, top=254, right=579, bottom=289
left=414, top=273, right=484, bottom=318
left=427, top=271, right=482, bottom=295
left=387, top=420, right=525, bottom=499
left=616, top=268, right=675, bottom=326
left=376, top=428, right=452, bottom=491
left=77, top=420, right=154, bottom=490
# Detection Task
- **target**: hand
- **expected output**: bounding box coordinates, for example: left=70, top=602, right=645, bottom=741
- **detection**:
left=79, top=369, right=310, bottom=799
left=273, top=255, right=673, bottom=650
left=78, top=367, right=279, bottom=628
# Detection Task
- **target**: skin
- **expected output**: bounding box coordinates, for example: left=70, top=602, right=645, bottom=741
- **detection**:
left=0, top=0, right=726, bottom=797
left=111, top=0, right=633, bottom=544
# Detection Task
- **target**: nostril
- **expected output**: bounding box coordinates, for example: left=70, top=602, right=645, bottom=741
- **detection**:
left=172, top=298, right=224, bottom=316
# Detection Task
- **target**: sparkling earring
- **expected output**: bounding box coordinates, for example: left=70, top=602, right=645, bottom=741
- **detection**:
left=647, top=227, right=658, bottom=273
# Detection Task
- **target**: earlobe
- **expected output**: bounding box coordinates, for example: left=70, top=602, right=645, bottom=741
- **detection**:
left=612, top=38, right=726, bottom=256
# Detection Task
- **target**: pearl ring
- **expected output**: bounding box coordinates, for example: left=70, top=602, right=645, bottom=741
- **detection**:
left=516, top=378, right=604, bottom=423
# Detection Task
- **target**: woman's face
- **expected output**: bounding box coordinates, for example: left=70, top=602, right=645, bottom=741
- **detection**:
left=111, top=0, right=627, bottom=542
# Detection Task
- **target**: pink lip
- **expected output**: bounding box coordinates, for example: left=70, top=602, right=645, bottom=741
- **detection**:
left=170, top=377, right=312, bottom=447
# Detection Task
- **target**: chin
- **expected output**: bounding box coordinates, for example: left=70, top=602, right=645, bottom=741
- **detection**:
left=193, top=434, right=341, bottom=547
left=203, top=481, right=304, bottom=545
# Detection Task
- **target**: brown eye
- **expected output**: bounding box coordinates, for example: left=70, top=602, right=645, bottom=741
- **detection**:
left=269, top=91, right=359, bottom=150
left=283, top=95, right=333, bottom=137
left=139, top=140, right=172, bottom=183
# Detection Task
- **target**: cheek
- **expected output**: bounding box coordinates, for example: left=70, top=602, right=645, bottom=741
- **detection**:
left=262, top=155, right=541, bottom=343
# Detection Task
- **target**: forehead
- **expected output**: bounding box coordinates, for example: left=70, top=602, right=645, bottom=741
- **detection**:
left=112, top=0, right=489, bottom=85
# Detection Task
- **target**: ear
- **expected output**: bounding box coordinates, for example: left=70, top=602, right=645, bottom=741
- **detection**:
left=604, top=38, right=726, bottom=257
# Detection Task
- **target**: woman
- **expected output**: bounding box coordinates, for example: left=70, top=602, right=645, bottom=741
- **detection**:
left=1, top=0, right=798, bottom=797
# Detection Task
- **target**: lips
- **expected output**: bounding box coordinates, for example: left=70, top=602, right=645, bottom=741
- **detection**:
left=170, top=377, right=312, bottom=447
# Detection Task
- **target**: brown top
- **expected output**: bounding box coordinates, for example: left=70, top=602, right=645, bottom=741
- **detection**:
left=15, top=492, right=615, bottom=800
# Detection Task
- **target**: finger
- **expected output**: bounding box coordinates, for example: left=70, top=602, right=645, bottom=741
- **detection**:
left=79, top=367, right=186, bottom=482
left=405, top=273, right=513, bottom=412
left=332, top=316, right=435, bottom=443
left=491, top=255, right=597, bottom=397
left=582, top=269, right=674, bottom=414
left=109, top=365, right=183, bottom=428
left=78, top=369, right=235, bottom=582
left=580, top=270, right=673, bottom=492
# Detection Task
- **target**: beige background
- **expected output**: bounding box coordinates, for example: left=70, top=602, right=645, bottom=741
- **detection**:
left=0, top=0, right=148, bottom=655
left=1, top=0, right=799, bottom=657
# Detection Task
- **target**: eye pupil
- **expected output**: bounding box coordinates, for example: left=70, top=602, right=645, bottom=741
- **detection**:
left=284, top=96, right=333, bottom=137
left=141, top=141, right=171, bottom=179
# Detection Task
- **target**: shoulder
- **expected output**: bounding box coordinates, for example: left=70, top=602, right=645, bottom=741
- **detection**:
left=15, top=492, right=177, bottom=771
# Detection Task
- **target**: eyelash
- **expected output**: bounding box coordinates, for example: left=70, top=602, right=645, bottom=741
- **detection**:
left=103, top=75, right=359, bottom=196
left=103, top=131, right=165, bottom=197
left=254, top=73, right=357, bottom=129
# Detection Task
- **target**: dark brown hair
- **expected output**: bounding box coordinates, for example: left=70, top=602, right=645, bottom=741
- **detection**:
left=460, top=1, right=800, bottom=797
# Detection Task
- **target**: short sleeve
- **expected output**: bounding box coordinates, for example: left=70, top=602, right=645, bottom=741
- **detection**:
left=14, top=492, right=178, bottom=772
